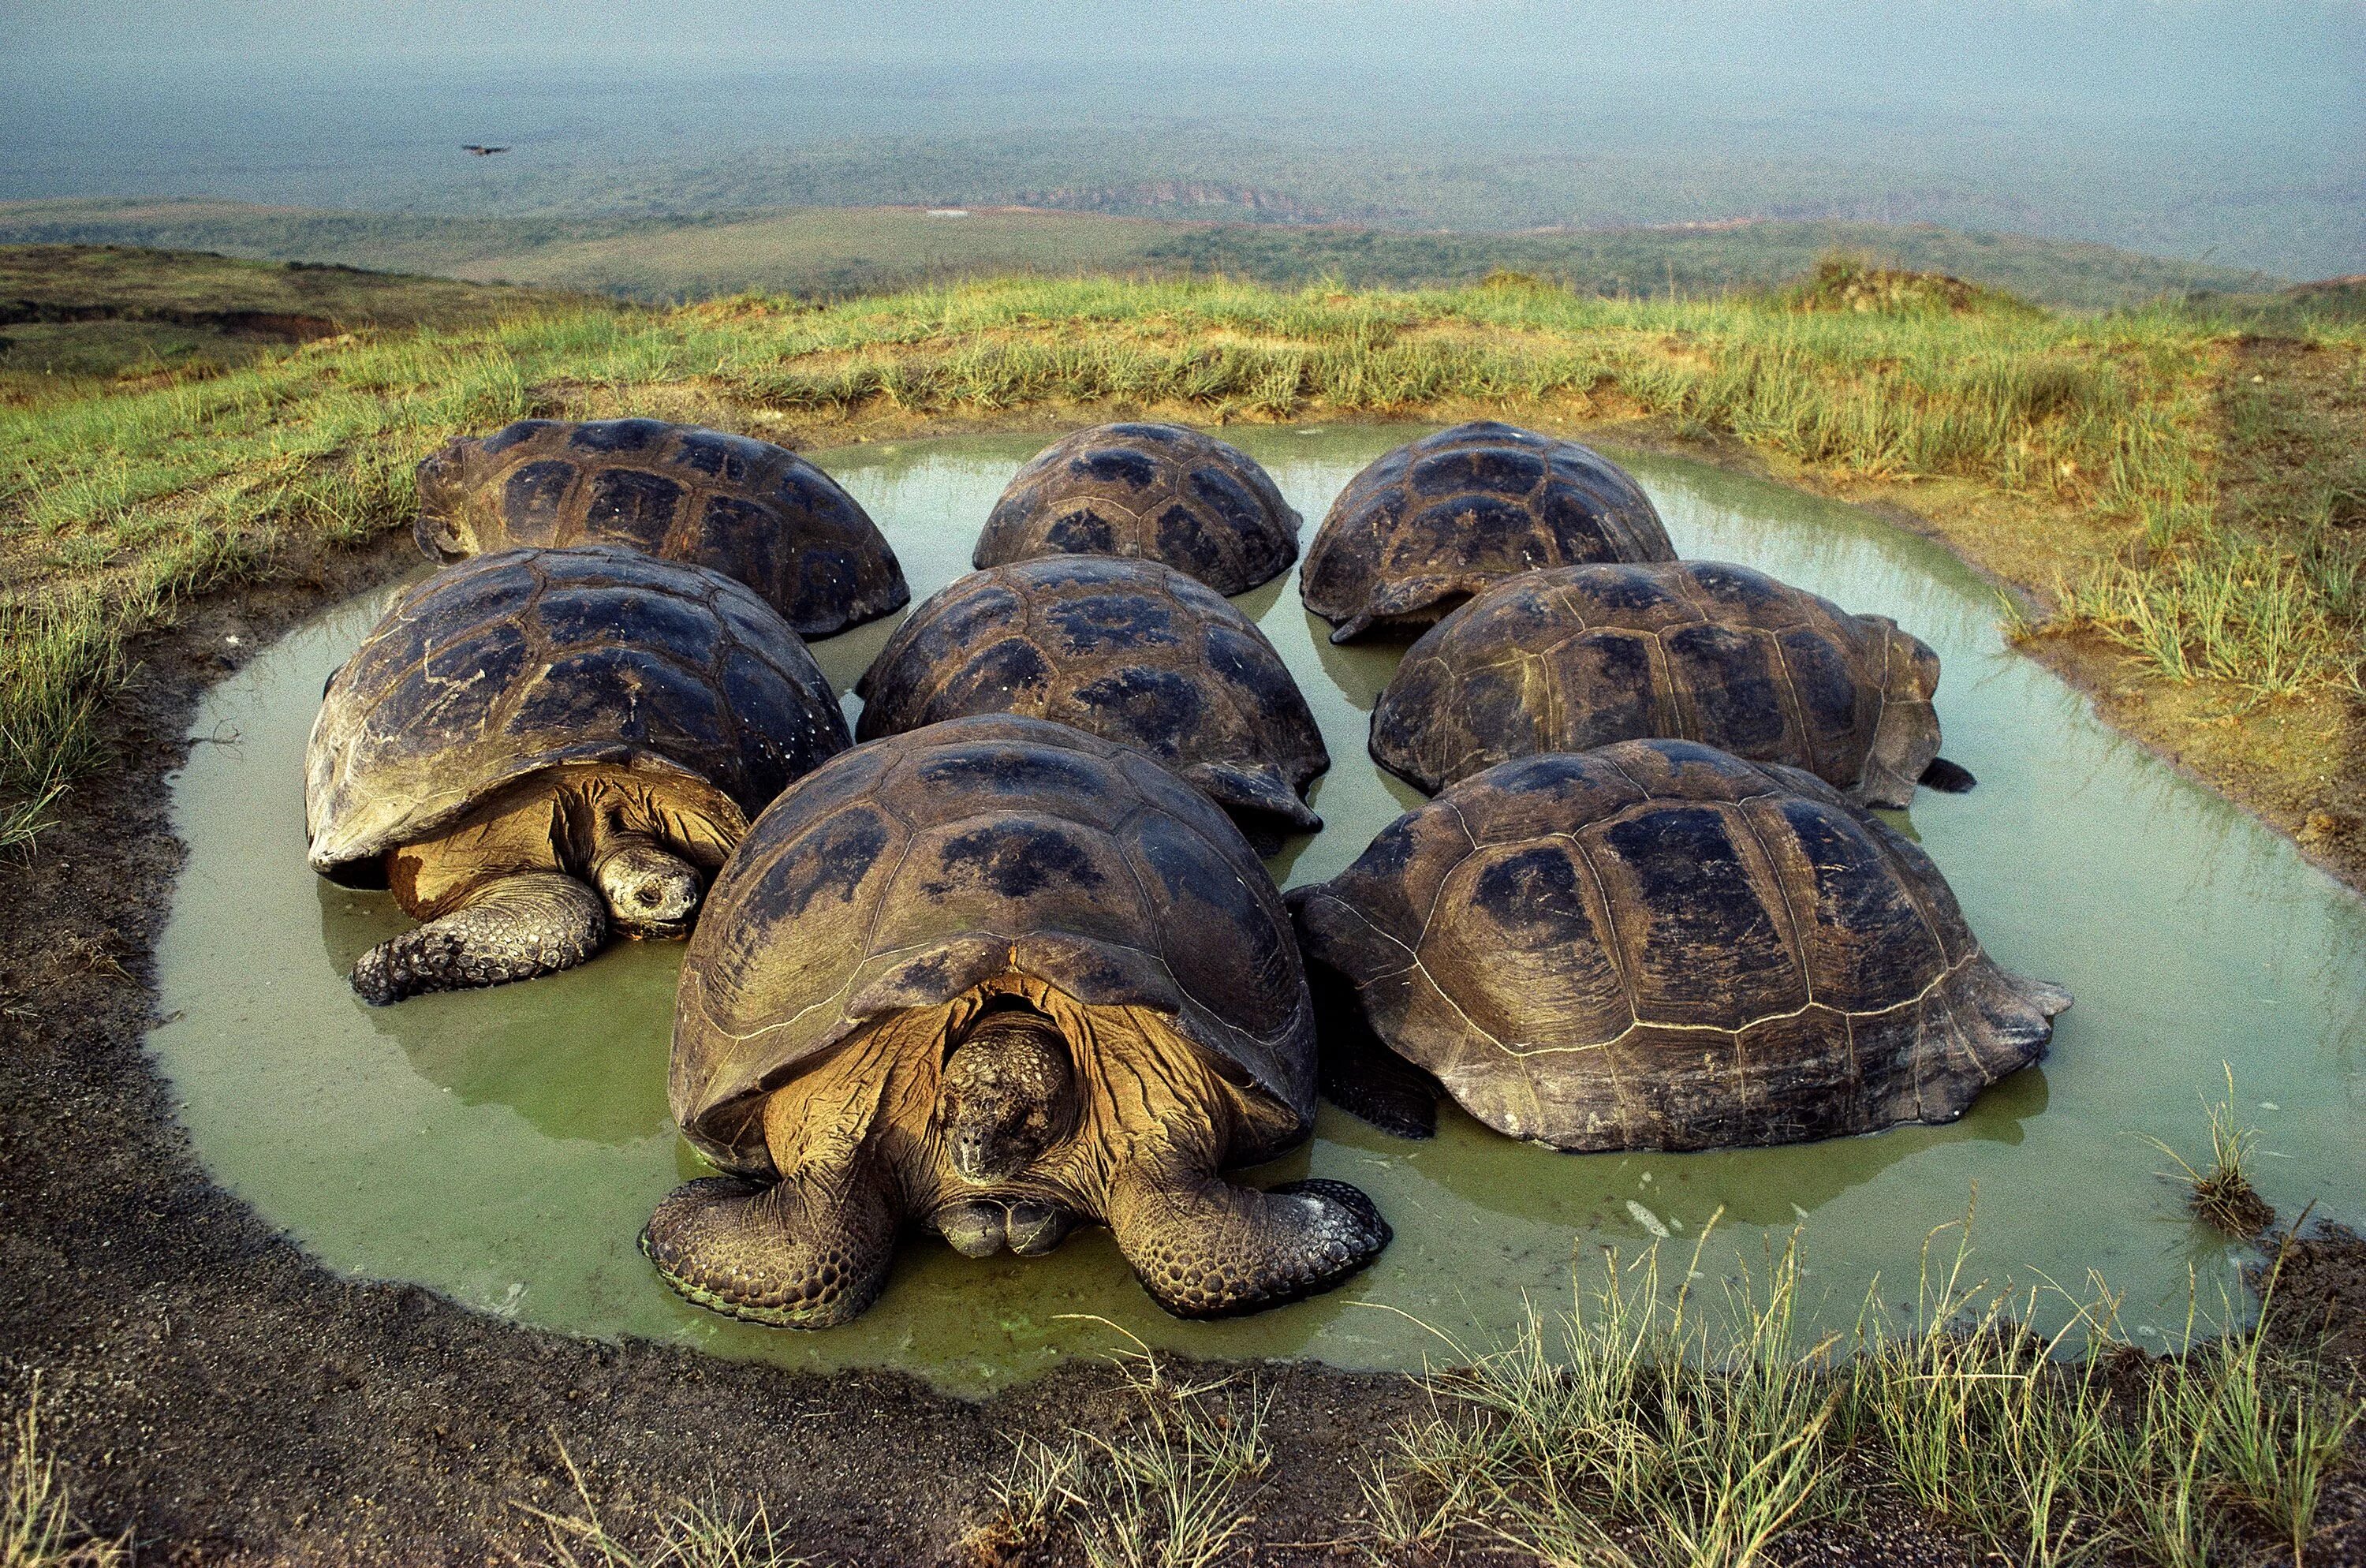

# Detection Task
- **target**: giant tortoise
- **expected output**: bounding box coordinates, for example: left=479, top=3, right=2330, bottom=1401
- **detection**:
left=1301, top=422, right=1674, bottom=642
left=644, top=715, right=1389, bottom=1327
left=973, top=422, right=1301, bottom=594
left=1371, top=559, right=1976, bottom=805
left=1289, top=739, right=2067, bottom=1150
left=306, top=546, right=849, bottom=1004
left=853, top=556, right=1329, bottom=850
left=413, top=417, right=909, bottom=637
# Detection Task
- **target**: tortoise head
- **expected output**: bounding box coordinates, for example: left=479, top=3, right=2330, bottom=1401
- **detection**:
left=937, top=1004, right=1080, bottom=1185
left=594, top=838, right=703, bottom=939
left=412, top=434, right=485, bottom=562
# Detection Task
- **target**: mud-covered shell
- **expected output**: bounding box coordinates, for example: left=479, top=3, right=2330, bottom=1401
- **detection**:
left=853, top=557, right=1328, bottom=842
left=413, top=418, right=909, bottom=637
left=1371, top=560, right=1945, bottom=806
left=1301, top=422, right=1674, bottom=642
left=1290, top=739, right=2067, bottom=1152
left=306, top=546, right=850, bottom=881
left=973, top=422, right=1301, bottom=594
left=671, top=715, right=1315, bottom=1174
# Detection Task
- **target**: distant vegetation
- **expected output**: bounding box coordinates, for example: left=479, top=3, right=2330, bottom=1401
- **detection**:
left=0, top=199, right=2284, bottom=312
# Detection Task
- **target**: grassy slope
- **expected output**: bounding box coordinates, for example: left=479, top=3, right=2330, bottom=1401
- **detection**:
left=0, top=244, right=600, bottom=399
left=0, top=255, right=2358, bottom=866
left=0, top=197, right=2282, bottom=310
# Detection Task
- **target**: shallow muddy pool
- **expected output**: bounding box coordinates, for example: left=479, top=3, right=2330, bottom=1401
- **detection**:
left=152, top=426, right=2366, bottom=1394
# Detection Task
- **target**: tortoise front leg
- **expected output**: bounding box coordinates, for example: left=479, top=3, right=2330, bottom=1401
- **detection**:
left=1106, top=1151, right=1390, bottom=1320
left=642, top=1162, right=900, bottom=1330
left=350, top=871, right=605, bottom=1005
left=646, top=1060, right=903, bottom=1330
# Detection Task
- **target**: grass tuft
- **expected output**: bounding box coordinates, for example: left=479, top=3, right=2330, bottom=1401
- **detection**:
left=1368, top=1205, right=2360, bottom=1567
left=516, top=1437, right=810, bottom=1568
left=3, top=1379, right=127, bottom=1568
left=2145, top=1066, right=2278, bottom=1238
left=965, top=1321, right=1271, bottom=1568
left=1369, top=1217, right=1842, bottom=1568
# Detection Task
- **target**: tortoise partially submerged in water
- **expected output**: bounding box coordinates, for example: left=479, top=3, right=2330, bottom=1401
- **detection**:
left=646, top=715, right=1389, bottom=1327
left=1289, top=739, right=2067, bottom=1150
left=1371, top=559, right=1976, bottom=805
left=1301, top=422, right=1675, bottom=642
left=853, top=556, right=1329, bottom=850
left=306, top=546, right=849, bottom=1004
left=413, top=417, right=909, bottom=638
left=973, top=422, right=1301, bottom=594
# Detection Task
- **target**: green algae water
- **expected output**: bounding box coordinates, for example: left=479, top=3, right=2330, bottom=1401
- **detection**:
left=151, top=427, right=2366, bottom=1394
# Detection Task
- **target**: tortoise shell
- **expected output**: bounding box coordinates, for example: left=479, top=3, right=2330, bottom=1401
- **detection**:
left=306, top=546, right=849, bottom=883
left=1289, top=739, right=2067, bottom=1152
left=1300, top=422, right=1674, bottom=642
left=853, top=557, right=1328, bottom=844
left=413, top=417, right=909, bottom=637
left=973, top=422, right=1301, bottom=594
left=670, top=715, right=1315, bottom=1175
left=1371, top=560, right=1946, bottom=806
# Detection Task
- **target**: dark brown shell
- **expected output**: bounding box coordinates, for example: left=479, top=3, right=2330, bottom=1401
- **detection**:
left=413, top=418, right=909, bottom=637
left=305, top=546, right=849, bottom=880
left=973, top=422, right=1300, bottom=594
left=853, top=557, right=1327, bottom=843
left=670, top=715, right=1315, bottom=1174
left=1371, top=560, right=1945, bottom=806
left=1290, top=739, right=2067, bottom=1152
left=1300, top=422, right=1674, bottom=642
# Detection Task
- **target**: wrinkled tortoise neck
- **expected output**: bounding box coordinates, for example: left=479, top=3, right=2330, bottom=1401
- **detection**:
left=938, top=1007, right=1080, bottom=1185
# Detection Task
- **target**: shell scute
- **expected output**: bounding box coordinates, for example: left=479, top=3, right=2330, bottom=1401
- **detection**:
left=1592, top=801, right=1806, bottom=1027
left=501, top=461, right=575, bottom=531
left=1428, top=840, right=1629, bottom=1050
left=567, top=417, right=670, bottom=454
left=1751, top=795, right=1948, bottom=1014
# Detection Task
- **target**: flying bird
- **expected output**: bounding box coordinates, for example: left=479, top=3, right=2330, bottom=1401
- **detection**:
left=461, top=145, right=509, bottom=156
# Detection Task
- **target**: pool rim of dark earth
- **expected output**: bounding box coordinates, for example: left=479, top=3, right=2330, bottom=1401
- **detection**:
left=5, top=414, right=2360, bottom=1566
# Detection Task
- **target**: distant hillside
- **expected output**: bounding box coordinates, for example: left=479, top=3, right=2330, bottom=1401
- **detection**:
left=2180, top=274, right=2366, bottom=333
left=0, top=199, right=2283, bottom=313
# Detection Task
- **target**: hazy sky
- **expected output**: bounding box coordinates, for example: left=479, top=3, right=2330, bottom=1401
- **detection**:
left=3, top=2, right=2358, bottom=272
left=12, top=2, right=2357, bottom=103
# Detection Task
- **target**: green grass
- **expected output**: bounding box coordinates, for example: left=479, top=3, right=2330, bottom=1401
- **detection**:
left=968, top=1327, right=1274, bottom=1568
left=2, top=259, right=2359, bottom=845
left=2, top=1381, right=125, bottom=1568
left=519, top=1439, right=810, bottom=1568
left=2058, top=335, right=2366, bottom=700
left=2144, top=1068, right=2278, bottom=1239
left=1368, top=1215, right=2360, bottom=1567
